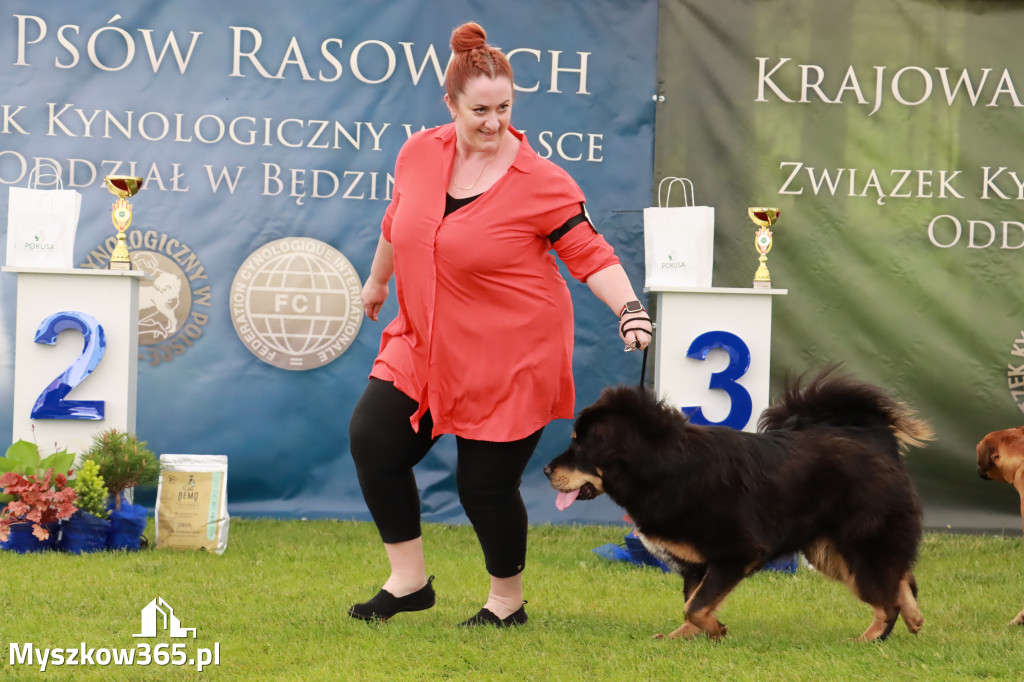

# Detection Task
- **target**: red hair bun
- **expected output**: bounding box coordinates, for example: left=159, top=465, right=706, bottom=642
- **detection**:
left=450, top=22, right=487, bottom=53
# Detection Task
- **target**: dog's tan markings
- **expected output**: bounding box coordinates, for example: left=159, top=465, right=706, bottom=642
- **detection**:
left=653, top=574, right=708, bottom=640
left=638, top=533, right=705, bottom=564
left=1011, top=607, right=1024, bottom=626
left=802, top=539, right=855, bottom=590
left=655, top=609, right=727, bottom=641
left=890, top=405, right=935, bottom=451
left=654, top=622, right=702, bottom=640
left=546, top=468, right=603, bottom=495
left=857, top=606, right=899, bottom=642
left=688, top=605, right=727, bottom=639
left=898, top=574, right=923, bottom=634
left=652, top=575, right=729, bottom=641
left=679, top=591, right=728, bottom=640
left=806, top=540, right=921, bottom=640
left=659, top=610, right=726, bottom=641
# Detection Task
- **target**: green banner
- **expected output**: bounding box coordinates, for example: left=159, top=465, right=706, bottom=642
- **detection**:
left=657, top=0, right=1024, bottom=531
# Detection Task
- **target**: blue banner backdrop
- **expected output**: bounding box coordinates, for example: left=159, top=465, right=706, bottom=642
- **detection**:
left=0, top=1, right=658, bottom=523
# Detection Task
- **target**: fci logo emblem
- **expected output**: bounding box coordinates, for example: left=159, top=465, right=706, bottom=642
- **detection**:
left=230, top=237, right=363, bottom=370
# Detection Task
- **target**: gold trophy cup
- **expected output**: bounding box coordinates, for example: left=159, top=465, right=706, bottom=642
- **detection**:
left=104, top=175, right=143, bottom=270
left=748, top=207, right=780, bottom=289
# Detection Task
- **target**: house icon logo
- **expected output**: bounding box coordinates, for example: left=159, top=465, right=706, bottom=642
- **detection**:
left=133, top=597, right=197, bottom=638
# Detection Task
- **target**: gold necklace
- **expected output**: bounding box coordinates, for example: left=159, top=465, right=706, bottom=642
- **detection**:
left=453, top=150, right=499, bottom=191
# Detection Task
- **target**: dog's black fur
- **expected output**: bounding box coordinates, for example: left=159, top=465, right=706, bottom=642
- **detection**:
left=544, top=367, right=933, bottom=641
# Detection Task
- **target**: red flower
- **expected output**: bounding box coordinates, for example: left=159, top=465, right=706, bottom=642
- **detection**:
left=0, top=468, right=78, bottom=545
left=32, top=524, right=51, bottom=541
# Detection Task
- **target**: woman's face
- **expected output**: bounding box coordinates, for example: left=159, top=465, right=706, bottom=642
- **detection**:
left=446, top=75, right=513, bottom=153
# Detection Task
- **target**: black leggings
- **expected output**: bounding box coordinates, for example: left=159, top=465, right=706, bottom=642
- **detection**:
left=349, top=378, right=543, bottom=578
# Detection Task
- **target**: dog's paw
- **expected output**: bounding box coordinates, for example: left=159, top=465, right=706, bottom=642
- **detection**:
left=657, top=622, right=714, bottom=640
left=903, top=614, right=923, bottom=634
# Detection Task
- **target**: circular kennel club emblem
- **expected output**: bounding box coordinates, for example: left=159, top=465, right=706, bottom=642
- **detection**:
left=136, top=252, right=194, bottom=344
left=230, top=237, right=363, bottom=370
left=79, top=231, right=212, bottom=366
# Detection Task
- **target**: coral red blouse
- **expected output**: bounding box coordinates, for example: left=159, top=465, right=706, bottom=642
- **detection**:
left=370, top=123, right=619, bottom=441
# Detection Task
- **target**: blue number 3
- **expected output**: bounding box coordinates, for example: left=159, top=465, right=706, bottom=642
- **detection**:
left=31, top=311, right=107, bottom=420
left=680, top=330, right=752, bottom=430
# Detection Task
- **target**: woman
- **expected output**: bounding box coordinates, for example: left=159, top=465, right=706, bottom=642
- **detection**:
left=348, top=21, right=652, bottom=627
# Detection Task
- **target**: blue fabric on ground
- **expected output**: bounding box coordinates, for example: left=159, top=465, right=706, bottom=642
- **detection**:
left=1, top=522, right=59, bottom=553
left=107, top=493, right=147, bottom=551
left=592, top=543, right=632, bottom=562
left=592, top=531, right=671, bottom=572
left=59, top=511, right=111, bottom=554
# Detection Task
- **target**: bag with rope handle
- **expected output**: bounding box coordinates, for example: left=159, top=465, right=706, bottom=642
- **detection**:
left=642, top=177, right=714, bottom=289
left=5, top=161, right=82, bottom=268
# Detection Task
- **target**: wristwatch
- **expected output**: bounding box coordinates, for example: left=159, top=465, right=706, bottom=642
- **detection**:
left=619, top=300, right=645, bottom=317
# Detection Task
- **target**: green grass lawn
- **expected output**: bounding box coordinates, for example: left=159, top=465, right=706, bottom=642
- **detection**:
left=0, top=519, right=1021, bottom=681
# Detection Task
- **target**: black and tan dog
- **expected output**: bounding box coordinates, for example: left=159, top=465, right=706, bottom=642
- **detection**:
left=545, top=368, right=933, bottom=641
left=976, top=426, right=1024, bottom=625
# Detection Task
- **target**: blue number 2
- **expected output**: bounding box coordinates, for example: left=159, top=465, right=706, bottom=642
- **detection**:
left=31, top=311, right=107, bottom=420
left=680, top=330, right=753, bottom=430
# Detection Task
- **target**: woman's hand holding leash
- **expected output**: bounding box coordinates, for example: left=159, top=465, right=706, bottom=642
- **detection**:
left=619, top=300, right=653, bottom=352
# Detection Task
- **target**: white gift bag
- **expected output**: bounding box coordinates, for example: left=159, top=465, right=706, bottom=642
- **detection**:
left=643, top=177, right=714, bottom=289
left=5, top=162, right=82, bottom=268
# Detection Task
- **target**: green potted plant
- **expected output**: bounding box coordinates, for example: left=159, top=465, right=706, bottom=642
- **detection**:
left=0, top=440, right=78, bottom=552
left=60, top=459, right=112, bottom=554
left=79, top=429, right=160, bottom=550
left=70, top=459, right=110, bottom=519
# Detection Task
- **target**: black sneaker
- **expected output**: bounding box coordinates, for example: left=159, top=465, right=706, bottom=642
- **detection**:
left=348, top=576, right=435, bottom=621
left=457, top=602, right=528, bottom=627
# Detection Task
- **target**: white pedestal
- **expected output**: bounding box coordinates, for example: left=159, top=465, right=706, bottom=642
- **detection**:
left=653, top=287, right=787, bottom=432
left=4, top=266, right=143, bottom=456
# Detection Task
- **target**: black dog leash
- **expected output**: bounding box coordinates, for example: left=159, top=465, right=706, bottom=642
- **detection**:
left=639, top=344, right=649, bottom=387
left=620, top=317, right=654, bottom=387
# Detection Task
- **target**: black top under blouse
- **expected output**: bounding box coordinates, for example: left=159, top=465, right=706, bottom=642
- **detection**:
left=445, top=192, right=481, bottom=216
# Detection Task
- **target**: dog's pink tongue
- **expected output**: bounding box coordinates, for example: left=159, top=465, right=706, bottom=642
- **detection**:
left=555, top=489, right=580, bottom=511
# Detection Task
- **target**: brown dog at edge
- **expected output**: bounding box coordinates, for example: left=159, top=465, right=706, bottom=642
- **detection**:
left=976, top=427, right=1024, bottom=625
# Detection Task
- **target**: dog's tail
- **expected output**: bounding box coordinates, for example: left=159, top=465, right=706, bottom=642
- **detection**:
left=757, top=365, right=934, bottom=454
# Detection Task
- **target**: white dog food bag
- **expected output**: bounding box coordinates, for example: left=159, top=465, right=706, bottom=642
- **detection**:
left=155, top=454, right=229, bottom=554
